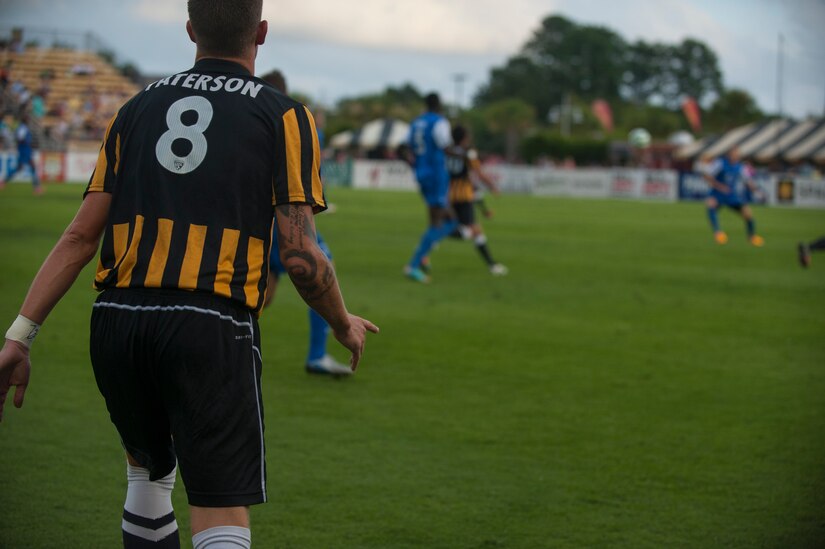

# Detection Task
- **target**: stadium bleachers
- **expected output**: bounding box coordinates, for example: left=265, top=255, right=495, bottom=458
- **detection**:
left=1, top=47, right=138, bottom=145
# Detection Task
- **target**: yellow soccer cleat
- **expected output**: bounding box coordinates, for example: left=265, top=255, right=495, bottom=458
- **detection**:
left=714, top=231, right=728, bottom=245
left=750, top=235, right=765, bottom=247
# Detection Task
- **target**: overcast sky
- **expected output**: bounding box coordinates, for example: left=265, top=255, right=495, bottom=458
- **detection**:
left=2, top=0, right=824, bottom=118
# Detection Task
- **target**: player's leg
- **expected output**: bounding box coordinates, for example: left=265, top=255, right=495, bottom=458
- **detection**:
left=263, top=231, right=284, bottom=309
left=740, top=205, right=764, bottom=246
left=90, top=293, right=181, bottom=548
left=26, top=156, right=42, bottom=194
left=797, top=236, right=825, bottom=267
left=190, top=508, right=250, bottom=548
left=5, top=156, right=21, bottom=183
left=406, top=205, right=457, bottom=282
left=305, top=235, right=351, bottom=376
left=160, top=294, right=265, bottom=548
left=262, top=272, right=279, bottom=308
left=123, top=453, right=181, bottom=548
left=705, top=196, right=726, bottom=244
left=471, top=225, right=507, bottom=275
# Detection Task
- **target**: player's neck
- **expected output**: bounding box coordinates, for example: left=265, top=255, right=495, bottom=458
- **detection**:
left=194, top=49, right=256, bottom=75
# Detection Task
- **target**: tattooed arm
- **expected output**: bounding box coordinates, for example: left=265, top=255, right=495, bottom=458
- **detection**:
left=274, top=203, right=379, bottom=370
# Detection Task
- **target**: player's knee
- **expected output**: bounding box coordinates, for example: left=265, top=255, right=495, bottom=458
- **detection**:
left=705, top=197, right=718, bottom=208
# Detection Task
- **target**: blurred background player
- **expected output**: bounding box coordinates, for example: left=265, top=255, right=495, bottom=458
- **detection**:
left=798, top=236, right=825, bottom=268
left=2, top=113, right=42, bottom=194
left=446, top=125, right=507, bottom=275
left=260, top=69, right=351, bottom=377
left=702, top=146, right=764, bottom=246
left=404, top=92, right=458, bottom=283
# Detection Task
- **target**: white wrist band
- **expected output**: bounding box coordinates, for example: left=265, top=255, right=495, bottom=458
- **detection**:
left=5, top=315, right=40, bottom=349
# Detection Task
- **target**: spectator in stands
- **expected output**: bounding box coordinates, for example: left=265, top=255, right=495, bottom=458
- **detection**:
left=0, top=116, right=13, bottom=150
left=0, top=60, right=12, bottom=90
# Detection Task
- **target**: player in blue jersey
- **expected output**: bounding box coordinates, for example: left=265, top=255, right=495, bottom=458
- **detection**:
left=702, top=147, right=764, bottom=246
left=2, top=113, right=42, bottom=194
left=404, top=93, right=458, bottom=283
left=260, top=69, right=351, bottom=377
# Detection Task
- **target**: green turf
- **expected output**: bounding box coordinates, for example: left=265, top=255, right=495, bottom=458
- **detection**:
left=0, top=183, right=823, bottom=548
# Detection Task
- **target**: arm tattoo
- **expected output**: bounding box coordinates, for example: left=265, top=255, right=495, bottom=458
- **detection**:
left=275, top=204, right=316, bottom=249
left=283, top=249, right=335, bottom=302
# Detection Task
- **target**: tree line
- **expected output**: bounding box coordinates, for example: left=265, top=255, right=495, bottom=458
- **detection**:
left=322, top=14, right=766, bottom=163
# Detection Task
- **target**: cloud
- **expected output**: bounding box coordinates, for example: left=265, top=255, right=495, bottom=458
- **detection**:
left=263, top=0, right=551, bottom=54
left=131, top=0, right=186, bottom=25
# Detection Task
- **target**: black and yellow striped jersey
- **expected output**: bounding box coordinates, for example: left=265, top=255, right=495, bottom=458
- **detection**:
left=85, top=58, right=325, bottom=313
left=446, top=146, right=481, bottom=203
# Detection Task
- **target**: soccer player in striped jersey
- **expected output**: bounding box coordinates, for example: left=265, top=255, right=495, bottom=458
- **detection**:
left=259, top=69, right=350, bottom=377
left=0, top=2, right=378, bottom=548
left=446, top=125, right=507, bottom=275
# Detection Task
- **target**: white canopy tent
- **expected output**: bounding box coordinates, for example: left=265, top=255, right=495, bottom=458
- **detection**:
left=329, top=118, right=410, bottom=150
left=675, top=118, right=825, bottom=165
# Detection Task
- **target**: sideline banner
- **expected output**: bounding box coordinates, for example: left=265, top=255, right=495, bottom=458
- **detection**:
left=794, top=178, right=825, bottom=208
left=39, top=152, right=66, bottom=183
left=66, top=151, right=98, bottom=182
left=677, top=171, right=772, bottom=205
left=351, top=160, right=417, bottom=191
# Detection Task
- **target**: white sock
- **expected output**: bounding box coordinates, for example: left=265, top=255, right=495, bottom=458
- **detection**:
left=192, top=526, right=251, bottom=549
left=122, top=464, right=179, bottom=547
left=474, top=234, right=488, bottom=246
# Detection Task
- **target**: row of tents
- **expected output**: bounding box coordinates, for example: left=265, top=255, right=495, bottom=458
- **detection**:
left=665, top=118, right=824, bottom=165
left=330, top=117, right=825, bottom=166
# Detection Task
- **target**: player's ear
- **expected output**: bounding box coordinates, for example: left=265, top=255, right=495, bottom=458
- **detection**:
left=256, top=20, right=268, bottom=46
left=185, top=20, right=197, bottom=44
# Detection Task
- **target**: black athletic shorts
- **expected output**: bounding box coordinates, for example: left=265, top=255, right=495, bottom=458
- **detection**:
left=90, top=288, right=266, bottom=508
left=452, top=201, right=475, bottom=226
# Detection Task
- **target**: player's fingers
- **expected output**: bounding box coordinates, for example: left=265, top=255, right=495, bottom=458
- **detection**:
left=363, top=319, right=379, bottom=334
left=350, top=346, right=362, bottom=372
left=13, top=383, right=26, bottom=408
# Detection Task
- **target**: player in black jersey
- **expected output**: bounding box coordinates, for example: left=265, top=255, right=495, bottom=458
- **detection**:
left=445, top=125, right=507, bottom=275
left=0, top=1, right=378, bottom=548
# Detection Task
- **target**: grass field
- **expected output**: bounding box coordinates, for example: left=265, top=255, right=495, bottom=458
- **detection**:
left=0, top=183, right=824, bottom=548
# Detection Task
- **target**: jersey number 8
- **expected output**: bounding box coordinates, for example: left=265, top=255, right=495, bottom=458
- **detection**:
left=156, top=96, right=213, bottom=175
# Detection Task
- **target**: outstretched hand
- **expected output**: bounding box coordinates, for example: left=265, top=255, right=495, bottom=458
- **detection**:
left=0, top=340, right=31, bottom=422
left=332, top=314, right=380, bottom=372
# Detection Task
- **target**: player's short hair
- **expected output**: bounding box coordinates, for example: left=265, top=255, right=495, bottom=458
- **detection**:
left=452, top=125, right=467, bottom=145
left=187, top=0, right=262, bottom=57
left=260, top=69, right=287, bottom=94
left=425, top=93, right=442, bottom=112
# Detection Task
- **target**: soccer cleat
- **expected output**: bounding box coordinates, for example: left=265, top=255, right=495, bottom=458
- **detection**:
left=306, top=354, right=353, bottom=377
left=798, top=242, right=811, bottom=268
left=419, top=256, right=431, bottom=274
left=404, top=265, right=431, bottom=283
left=749, top=235, right=765, bottom=247
left=489, top=263, right=508, bottom=276
left=714, top=231, right=728, bottom=245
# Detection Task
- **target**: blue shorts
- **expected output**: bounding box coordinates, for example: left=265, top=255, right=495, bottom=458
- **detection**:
left=269, top=232, right=332, bottom=276
left=710, top=190, right=745, bottom=209
left=417, top=171, right=450, bottom=208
